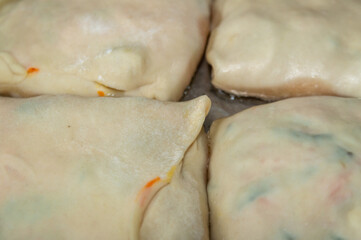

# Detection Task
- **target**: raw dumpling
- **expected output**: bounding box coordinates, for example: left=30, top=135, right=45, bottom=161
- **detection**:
left=208, top=96, right=361, bottom=240
left=0, top=0, right=210, bottom=101
left=207, top=0, right=361, bottom=100
left=0, top=95, right=210, bottom=239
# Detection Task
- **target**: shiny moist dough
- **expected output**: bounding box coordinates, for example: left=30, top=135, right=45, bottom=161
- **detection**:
left=0, top=95, right=210, bottom=240
left=0, top=0, right=210, bottom=101
left=207, top=0, right=361, bottom=99
left=208, top=97, right=361, bottom=240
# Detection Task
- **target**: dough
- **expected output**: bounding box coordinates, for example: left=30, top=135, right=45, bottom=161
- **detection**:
left=0, top=0, right=210, bottom=101
left=208, top=96, right=361, bottom=240
left=207, top=0, right=361, bottom=100
left=0, top=95, right=210, bottom=240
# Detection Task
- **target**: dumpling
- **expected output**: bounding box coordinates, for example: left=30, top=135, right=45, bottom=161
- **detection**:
left=0, top=95, right=210, bottom=239
left=0, top=0, right=210, bottom=101
left=208, top=96, right=361, bottom=239
left=207, top=0, right=361, bottom=100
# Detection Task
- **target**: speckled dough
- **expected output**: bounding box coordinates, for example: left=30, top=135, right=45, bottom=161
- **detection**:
left=209, top=97, right=361, bottom=240
left=0, top=95, right=210, bottom=240
left=0, top=0, right=210, bottom=101
left=207, top=0, right=361, bottom=99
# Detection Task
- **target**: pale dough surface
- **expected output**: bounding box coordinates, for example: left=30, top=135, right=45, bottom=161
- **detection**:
left=0, top=95, right=210, bottom=240
left=0, top=0, right=210, bottom=101
left=207, top=0, right=361, bottom=99
left=209, top=96, right=361, bottom=240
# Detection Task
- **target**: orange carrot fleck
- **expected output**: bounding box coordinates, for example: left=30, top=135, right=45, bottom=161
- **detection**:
left=97, top=91, right=105, bottom=97
left=27, top=67, right=39, bottom=74
left=145, top=177, right=161, bottom=188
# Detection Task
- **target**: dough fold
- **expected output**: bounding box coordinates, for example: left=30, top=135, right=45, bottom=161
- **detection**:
left=0, top=0, right=210, bottom=101
left=0, top=95, right=210, bottom=240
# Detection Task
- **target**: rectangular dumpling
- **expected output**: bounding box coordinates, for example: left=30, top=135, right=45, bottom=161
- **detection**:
left=0, top=95, right=210, bottom=239
left=0, top=0, right=210, bottom=101
left=207, top=0, right=361, bottom=99
left=208, top=96, right=361, bottom=240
